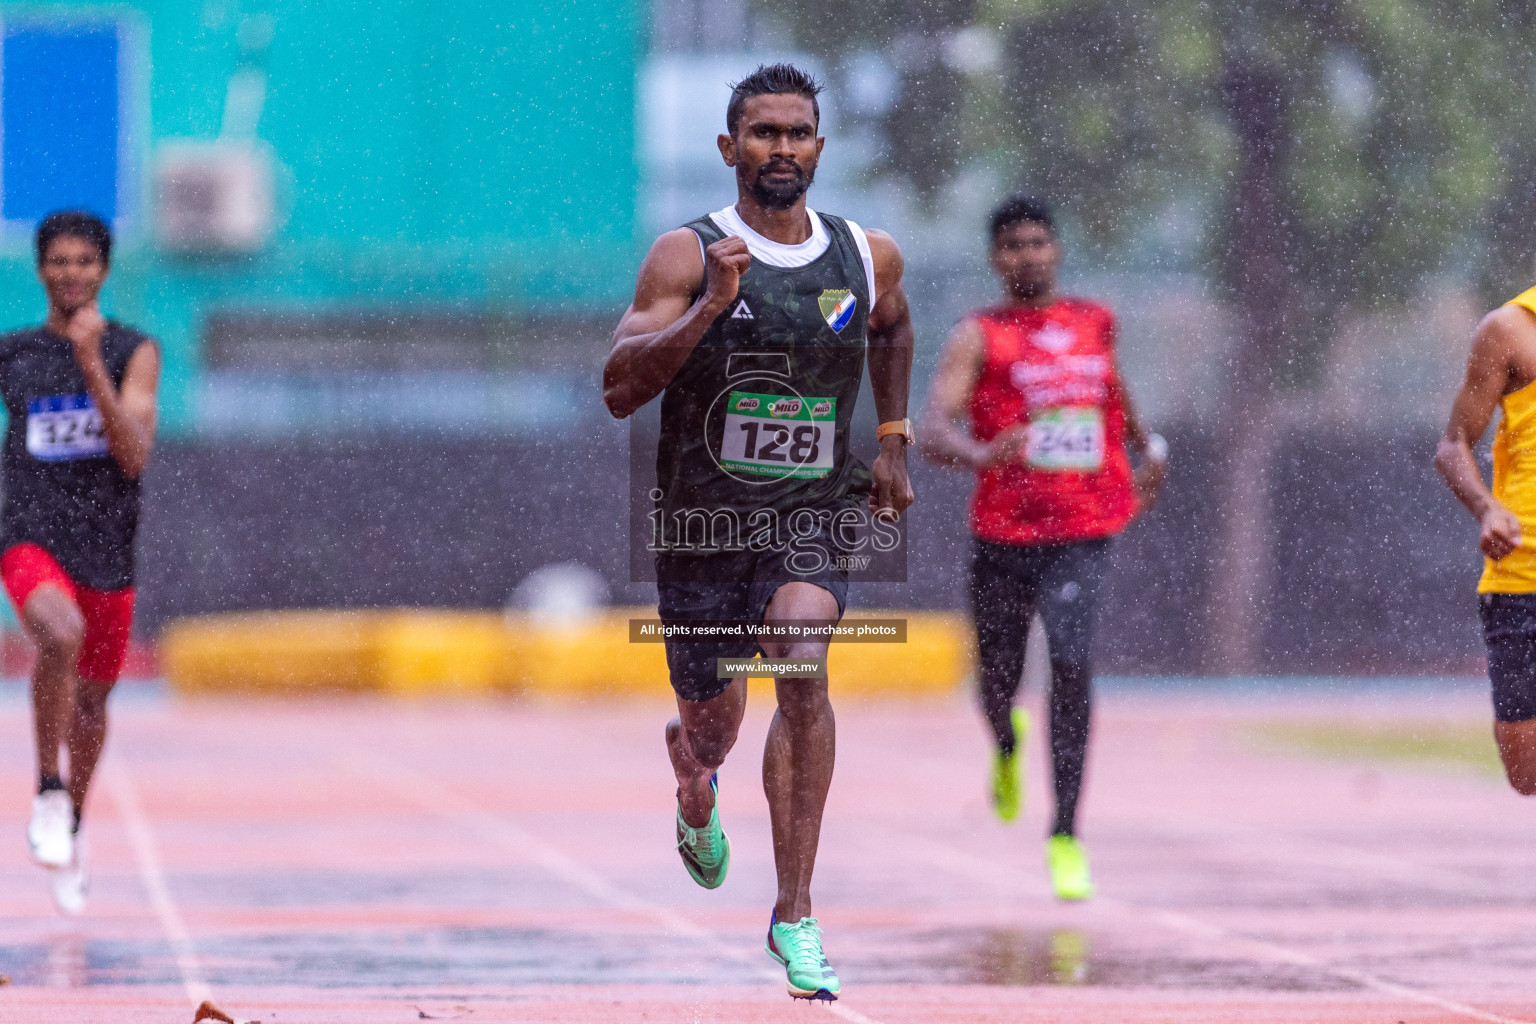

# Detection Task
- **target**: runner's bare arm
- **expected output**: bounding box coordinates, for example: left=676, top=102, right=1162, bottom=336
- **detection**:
left=920, top=318, right=999, bottom=469
left=65, top=304, right=159, bottom=479
left=603, top=230, right=750, bottom=419
left=865, top=230, right=915, bottom=517
left=1436, top=306, right=1530, bottom=560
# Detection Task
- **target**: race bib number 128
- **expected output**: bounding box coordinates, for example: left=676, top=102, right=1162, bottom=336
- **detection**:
left=1026, top=407, right=1104, bottom=471
left=719, top=391, right=836, bottom=479
left=27, top=393, right=109, bottom=462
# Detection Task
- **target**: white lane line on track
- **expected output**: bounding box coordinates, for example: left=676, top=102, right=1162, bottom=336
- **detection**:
left=337, top=751, right=877, bottom=1024
left=867, top=822, right=1536, bottom=1024
left=104, top=755, right=214, bottom=1007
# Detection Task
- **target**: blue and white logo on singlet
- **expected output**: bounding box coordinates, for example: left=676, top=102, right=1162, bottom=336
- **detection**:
left=26, top=393, right=109, bottom=461
left=818, top=289, right=857, bottom=334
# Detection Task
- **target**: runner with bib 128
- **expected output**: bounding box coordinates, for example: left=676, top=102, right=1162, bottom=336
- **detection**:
left=603, top=64, right=915, bottom=1002
left=922, top=195, right=1166, bottom=901
left=4, top=211, right=160, bottom=915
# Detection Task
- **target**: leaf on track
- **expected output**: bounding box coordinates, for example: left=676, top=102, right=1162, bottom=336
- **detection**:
left=192, top=1000, right=259, bottom=1024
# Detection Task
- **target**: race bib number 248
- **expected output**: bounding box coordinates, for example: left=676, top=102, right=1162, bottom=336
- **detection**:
left=27, top=393, right=109, bottom=462
left=1026, top=406, right=1104, bottom=471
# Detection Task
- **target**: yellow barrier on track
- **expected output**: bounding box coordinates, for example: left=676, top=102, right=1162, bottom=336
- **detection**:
left=162, top=607, right=973, bottom=699
left=161, top=610, right=516, bottom=697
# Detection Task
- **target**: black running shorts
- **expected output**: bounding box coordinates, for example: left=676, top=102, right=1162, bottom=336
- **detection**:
left=655, top=531, right=851, bottom=703
left=1480, top=592, right=1536, bottom=723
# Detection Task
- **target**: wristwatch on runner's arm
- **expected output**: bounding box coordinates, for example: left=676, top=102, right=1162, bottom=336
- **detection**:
left=876, top=418, right=914, bottom=445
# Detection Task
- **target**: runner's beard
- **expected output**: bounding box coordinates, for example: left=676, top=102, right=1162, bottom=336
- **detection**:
left=745, top=161, right=815, bottom=210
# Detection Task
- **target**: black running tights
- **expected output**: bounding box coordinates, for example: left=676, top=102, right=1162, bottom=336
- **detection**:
left=969, top=537, right=1111, bottom=838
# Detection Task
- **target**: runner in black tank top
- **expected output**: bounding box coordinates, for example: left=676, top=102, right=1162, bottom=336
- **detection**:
left=604, top=65, right=915, bottom=1001
left=1, top=320, right=149, bottom=588
left=654, top=208, right=871, bottom=530
left=7, top=212, right=160, bottom=915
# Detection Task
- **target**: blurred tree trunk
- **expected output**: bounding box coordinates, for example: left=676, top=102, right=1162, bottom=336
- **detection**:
left=1204, top=54, right=1294, bottom=675
left=885, top=31, right=965, bottom=205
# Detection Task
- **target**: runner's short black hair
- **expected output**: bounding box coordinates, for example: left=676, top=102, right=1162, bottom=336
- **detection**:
left=36, top=210, right=112, bottom=265
left=989, top=195, right=1055, bottom=241
left=726, top=63, right=822, bottom=137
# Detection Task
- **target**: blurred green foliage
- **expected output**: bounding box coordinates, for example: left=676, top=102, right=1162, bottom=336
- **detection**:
left=764, top=0, right=1536, bottom=327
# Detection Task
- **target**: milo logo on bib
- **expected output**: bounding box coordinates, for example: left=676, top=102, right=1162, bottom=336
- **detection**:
left=720, top=390, right=836, bottom=479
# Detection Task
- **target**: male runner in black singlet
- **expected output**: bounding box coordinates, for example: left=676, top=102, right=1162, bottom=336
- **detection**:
left=604, top=64, right=914, bottom=1000
left=5, top=211, right=159, bottom=914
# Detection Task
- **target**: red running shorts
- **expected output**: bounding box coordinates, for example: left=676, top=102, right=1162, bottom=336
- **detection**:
left=0, top=542, right=135, bottom=685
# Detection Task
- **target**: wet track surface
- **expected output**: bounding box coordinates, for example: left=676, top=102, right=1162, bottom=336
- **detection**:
left=4, top=682, right=1536, bottom=1022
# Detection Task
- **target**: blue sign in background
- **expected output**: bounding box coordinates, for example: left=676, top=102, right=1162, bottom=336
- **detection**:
left=1, top=24, right=120, bottom=223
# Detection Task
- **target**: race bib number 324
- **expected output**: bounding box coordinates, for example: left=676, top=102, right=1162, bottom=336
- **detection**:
left=1026, top=406, right=1104, bottom=471
left=719, top=391, right=836, bottom=479
left=27, top=393, right=109, bottom=462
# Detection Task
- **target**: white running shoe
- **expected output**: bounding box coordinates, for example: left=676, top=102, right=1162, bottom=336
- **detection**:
left=28, top=790, right=74, bottom=868
left=51, top=831, right=87, bottom=915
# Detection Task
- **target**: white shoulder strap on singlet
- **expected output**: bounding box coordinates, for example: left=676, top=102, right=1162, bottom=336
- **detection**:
left=843, top=219, right=877, bottom=311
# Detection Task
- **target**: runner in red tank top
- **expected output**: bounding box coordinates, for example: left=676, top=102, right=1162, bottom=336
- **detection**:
left=922, top=196, right=1166, bottom=901
left=968, top=297, right=1137, bottom=546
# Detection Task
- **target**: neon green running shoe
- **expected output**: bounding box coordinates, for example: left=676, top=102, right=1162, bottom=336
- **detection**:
left=991, top=708, right=1029, bottom=823
left=1046, top=834, right=1095, bottom=901
left=676, top=773, right=729, bottom=889
left=765, top=911, right=840, bottom=1000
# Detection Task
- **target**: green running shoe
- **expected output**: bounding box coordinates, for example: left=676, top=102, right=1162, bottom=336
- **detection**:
left=676, top=773, right=729, bottom=889
left=991, top=708, right=1029, bottom=823
left=1046, top=833, right=1095, bottom=901
left=765, top=911, right=840, bottom=1000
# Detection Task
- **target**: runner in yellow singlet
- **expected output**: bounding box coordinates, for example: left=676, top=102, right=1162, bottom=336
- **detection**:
left=1437, top=284, right=1536, bottom=793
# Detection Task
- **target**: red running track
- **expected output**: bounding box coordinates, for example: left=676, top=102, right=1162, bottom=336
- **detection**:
left=2, top=682, right=1535, bottom=1023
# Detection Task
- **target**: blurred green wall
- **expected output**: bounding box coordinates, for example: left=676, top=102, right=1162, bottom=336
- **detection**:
left=0, top=1, right=641, bottom=432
